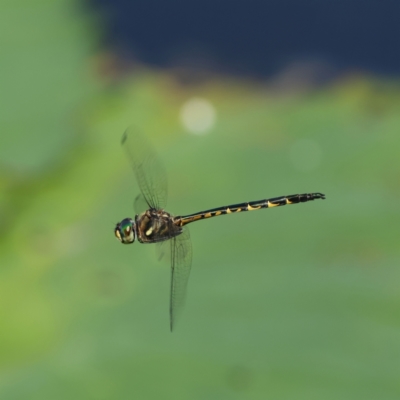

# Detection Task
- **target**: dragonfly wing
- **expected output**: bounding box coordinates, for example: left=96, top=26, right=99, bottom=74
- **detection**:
left=133, top=194, right=149, bottom=215
left=170, top=228, right=193, bottom=331
left=155, top=240, right=170, bottom=262
left=122, top=126, right=168, bottom=210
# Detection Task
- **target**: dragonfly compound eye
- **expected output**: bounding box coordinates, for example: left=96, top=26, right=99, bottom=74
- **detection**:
left=115, top=218, right=135, bottom=244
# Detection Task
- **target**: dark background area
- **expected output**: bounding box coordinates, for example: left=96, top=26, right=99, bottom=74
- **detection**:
left=88, top=0, right=400, bottom=77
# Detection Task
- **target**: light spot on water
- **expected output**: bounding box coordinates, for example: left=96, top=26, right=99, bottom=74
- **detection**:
left=180, top=97, right=216, bottom=135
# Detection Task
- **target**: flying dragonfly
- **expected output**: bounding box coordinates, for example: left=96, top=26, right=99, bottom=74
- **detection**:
left=114, top=127, right=326, bottom=331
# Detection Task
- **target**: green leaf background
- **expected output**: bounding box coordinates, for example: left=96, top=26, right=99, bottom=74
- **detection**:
left=1, top=1, right=400, bottom=399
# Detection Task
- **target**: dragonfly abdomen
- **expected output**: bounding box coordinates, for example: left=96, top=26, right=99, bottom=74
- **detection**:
left=175, top=192, right=325, bottom=227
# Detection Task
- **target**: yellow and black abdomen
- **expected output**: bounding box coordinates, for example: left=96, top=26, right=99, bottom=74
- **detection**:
left=174, top=192, right=325, bottom=227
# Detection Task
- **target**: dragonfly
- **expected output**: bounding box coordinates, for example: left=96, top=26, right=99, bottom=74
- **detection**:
left=114, top=127, right=326, bottom=331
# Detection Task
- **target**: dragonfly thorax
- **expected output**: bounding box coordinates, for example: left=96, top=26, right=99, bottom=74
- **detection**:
left=115, top=218, right=136, bottom=244
left=135, top=209, right=182, bottom=244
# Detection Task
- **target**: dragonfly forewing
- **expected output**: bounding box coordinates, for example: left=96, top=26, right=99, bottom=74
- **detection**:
left=134, top=194, right=149, bottom=215
left=122, top=127, right=168, bottom=210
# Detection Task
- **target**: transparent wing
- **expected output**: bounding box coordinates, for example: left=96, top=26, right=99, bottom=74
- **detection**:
left=156, top=240, right=170, bottom=262
left=122, top=127, right=168, bottom=210
left=133, top=194, right=149, bottom=215
left=170, top=228, right=193, bottom=331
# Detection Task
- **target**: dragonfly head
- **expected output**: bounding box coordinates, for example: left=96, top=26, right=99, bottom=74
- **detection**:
left=115, top=218, right=136, bottom=244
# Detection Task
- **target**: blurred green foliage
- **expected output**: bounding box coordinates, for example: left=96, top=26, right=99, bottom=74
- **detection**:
left=1, top=1, right=400, bottom=399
